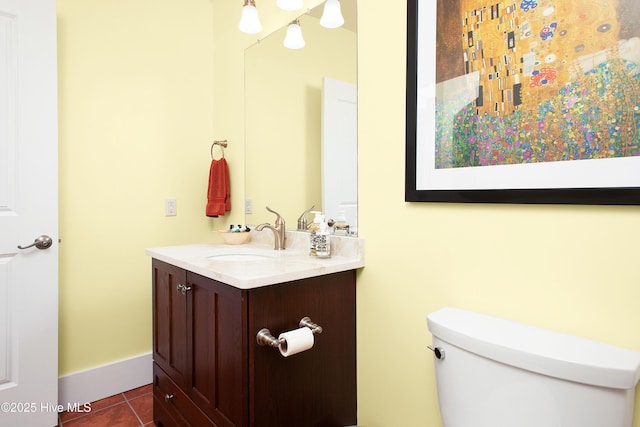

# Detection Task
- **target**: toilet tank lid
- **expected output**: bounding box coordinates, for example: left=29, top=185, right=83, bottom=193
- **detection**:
left=427, top=307, right=640, bottom=390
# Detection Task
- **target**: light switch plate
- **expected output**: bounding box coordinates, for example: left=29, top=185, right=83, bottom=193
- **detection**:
left=165, top=198, right=177, bottom=216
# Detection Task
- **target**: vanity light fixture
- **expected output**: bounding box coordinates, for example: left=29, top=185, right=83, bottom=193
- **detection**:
left=320, top=0, right=344, bottom=29
left=277, top=0, right=303, bottom=11
left=283, top=19, right=305, bottom=49
left=238, top=0, right=262, bottom=34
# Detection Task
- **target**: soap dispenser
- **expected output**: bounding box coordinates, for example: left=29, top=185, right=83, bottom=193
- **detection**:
left=315, top=214, right=331, bottom=258
left=309, top=211, right=322, bottom=256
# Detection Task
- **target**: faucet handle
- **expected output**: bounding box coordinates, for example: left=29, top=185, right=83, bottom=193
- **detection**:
left=297, top=205, right=315, bottom=231
left=265, top=206, right=285, bottom=227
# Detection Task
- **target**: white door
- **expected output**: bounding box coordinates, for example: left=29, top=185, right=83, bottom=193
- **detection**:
left=0, top=0, right=58, bottom=426
left=322, top=77, right=358, bottom=232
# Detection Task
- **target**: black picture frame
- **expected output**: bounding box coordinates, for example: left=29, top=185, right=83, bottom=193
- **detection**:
left=405, top=0, right=640, bottom=205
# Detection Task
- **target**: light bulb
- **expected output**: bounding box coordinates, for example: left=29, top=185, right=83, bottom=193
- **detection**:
left=277, top=0, right=303, bottom=11
left=320, top=0, right=344, bottom=28
left=238, top=1, right=262, bottom=34
left=283, top=21, right=305, bottom=49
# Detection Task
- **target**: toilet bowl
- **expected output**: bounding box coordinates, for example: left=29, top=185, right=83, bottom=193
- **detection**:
left=427, top=307, right=640, bottom=427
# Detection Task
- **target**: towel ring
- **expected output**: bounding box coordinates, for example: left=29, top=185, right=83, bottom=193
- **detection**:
left=211, top=140, right=228, bottom=160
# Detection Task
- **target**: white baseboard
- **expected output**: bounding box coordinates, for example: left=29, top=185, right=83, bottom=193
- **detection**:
left=58, top=352, right=153, bottom=406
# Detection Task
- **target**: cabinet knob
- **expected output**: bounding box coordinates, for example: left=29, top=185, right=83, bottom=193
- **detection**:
left=176, top=283, right=192, bottom=296
left=164, top=393, right=175, bottom=403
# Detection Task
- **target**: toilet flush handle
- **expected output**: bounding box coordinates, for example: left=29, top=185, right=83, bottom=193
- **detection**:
left=428, top=345, right=446, bottom=360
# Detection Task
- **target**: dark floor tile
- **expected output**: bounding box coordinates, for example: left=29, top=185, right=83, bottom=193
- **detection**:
left=85, top=393, right=126, bottom=413
left=62, top=402, right=140, bottom=427
left=124, top=384, right=152, bottom=400
left=128, top=393, right=153, bottom=424
left=59, top=394, right=124, bottom=423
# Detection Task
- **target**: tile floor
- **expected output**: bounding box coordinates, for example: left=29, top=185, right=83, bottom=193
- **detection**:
left=57, top=384, right=154, bottom=427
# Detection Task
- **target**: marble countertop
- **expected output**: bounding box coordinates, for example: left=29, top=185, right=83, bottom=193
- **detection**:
left=146, top=230, right=365, bottom=289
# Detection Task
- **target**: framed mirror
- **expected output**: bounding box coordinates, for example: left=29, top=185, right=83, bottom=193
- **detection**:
left=244, top=1, right=358, bottom=233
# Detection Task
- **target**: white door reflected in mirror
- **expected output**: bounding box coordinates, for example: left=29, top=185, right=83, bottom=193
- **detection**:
left=322, top=77, right=357, bottom=234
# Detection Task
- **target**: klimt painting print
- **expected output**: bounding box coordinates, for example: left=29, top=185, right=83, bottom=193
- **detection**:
left=406, top=0, right=640, bottom=204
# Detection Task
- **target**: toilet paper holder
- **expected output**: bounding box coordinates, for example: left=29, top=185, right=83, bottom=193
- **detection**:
left=256, top=317, right=323, bottom=348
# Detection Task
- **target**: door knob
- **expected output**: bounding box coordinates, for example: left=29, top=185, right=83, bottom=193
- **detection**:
left=17, top=235, right=53, bottom=250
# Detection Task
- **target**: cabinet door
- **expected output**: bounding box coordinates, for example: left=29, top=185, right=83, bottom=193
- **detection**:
left=153, top=259, right=189, bottom=389
left=248, top=270, right=357, bottom=427
left=186, top=272, right=249, bottom=427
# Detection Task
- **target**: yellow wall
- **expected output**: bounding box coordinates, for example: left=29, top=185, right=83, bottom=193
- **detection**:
left=56, top=0, right=233, bottom=374
left=56, top=0, right=323, bottom=377
left=356, top=2, right=640, bottom=427
left=57, top=0, right=640, bottom=425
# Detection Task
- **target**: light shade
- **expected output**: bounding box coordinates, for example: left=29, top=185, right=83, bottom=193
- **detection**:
left=283, top=20, right=305, bottom=49
left=320, top=0, right=344, bottom=28
left=276, top=0, right=303, bottom=11
left=238, top=1, right=262, bottom=34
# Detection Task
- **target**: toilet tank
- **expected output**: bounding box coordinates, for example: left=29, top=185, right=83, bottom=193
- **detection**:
left=427, top=307, right=640, bottom=427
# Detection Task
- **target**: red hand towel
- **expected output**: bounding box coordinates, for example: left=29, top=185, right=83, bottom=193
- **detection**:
left=206, top=158, right=231, bottom=217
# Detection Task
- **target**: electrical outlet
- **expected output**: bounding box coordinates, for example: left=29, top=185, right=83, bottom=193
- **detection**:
left=165, top=198, right=177, bottom=216
left=245, top=199, right=253, bottom=214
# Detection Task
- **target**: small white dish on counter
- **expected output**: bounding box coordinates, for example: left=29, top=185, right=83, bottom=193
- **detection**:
left=216, top=230, right=251, bottom=245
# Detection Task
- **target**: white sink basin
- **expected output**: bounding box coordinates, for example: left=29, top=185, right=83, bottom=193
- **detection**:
left=207, top=253, right=273, bottom=262
left=205, top=247, right=278, bottom=262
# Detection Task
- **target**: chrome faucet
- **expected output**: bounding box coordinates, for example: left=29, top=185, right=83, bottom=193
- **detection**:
left=256, top=206, right=286, bottom=250
left=297, top=204, right=315, bottom=231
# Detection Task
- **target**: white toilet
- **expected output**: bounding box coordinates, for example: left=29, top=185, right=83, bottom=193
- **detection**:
left=427, top=307, right=640, bottom=427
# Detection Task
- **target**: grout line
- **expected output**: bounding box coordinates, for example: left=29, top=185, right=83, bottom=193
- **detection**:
left=124, top=396, right=145, bottom=427
left=59, top=386, right=152, bottom=427
left=123, top=389, right=153, bottom=427
left=58, top=394, right=126, bottom=426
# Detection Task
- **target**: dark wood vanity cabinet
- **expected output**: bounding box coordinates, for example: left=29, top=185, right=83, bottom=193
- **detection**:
left=151, top=258, right=357, bottom=427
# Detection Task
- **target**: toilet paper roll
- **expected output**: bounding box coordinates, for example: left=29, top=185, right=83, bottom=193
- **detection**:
left=278, top=326, right=314, bottom=357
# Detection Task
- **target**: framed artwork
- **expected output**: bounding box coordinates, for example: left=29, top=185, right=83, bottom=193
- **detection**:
left=405, top=0, right=640, bottom=204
